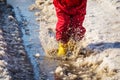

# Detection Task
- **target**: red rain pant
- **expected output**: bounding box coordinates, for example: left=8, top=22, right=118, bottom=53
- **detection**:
left=54, top=0, right=87, bottom=43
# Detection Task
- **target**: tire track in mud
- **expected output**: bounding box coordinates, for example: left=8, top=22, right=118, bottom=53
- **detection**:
left=0, top=2, right=34, bottom=80
left=7, top=0, right=47, bottom=80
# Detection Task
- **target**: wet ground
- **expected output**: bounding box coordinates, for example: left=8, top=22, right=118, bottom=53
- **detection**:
left=0, top=2, right=34, bottom=80
left=7, top=0, right=60, bottom=80
left=31, top=0, right=120, bottom=80
left=0, top=0, right=119, bottom=80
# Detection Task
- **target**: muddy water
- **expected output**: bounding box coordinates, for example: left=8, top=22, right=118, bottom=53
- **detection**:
left=7, top=0, right=60, bottom=80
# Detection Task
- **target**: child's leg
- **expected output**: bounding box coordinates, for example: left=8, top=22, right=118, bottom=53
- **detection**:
left=54, top=8, right=71, bottom=57
left=71, top=15, right=86, bottom=41
left=55, top=9, right=71, bottom=43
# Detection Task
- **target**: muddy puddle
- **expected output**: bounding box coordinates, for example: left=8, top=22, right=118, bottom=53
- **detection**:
left=36, top=57, right=63, bottom=80
left=7, top=0, right=63, bottom=80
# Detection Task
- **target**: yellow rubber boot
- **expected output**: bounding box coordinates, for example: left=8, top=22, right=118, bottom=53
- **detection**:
left=57, top=42, right=67, bottom=57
